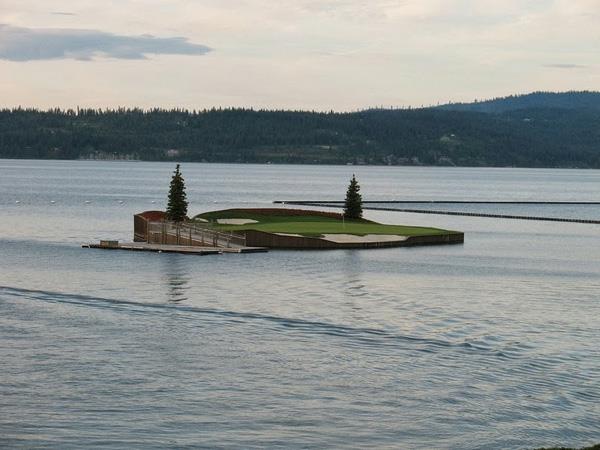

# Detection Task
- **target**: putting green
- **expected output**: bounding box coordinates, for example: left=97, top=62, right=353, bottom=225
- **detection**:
left=193, top=208, right=455, bottom=238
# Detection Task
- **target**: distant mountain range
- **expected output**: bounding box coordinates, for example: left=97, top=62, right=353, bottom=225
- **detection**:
left=437, top=91, right=600, bottom=113
left=2, top=91, right=600, bottom=168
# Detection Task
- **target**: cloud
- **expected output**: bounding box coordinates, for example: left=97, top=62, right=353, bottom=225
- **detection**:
left=544, top=63, right=588, bottom=69
left=0, top=24, right=212, bottom=61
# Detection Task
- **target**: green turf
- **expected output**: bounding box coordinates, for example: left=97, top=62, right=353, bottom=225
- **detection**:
left=193, top=209, right=457, bottom=237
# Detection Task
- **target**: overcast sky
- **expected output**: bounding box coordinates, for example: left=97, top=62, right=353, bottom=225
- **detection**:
left=1, top=0, right=599, bottom=110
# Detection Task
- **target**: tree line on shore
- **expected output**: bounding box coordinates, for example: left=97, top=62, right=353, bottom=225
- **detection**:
left=2, top=99, right=600, bottom=168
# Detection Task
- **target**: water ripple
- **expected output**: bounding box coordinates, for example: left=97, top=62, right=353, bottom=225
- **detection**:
left=1, top=285, right=525, bottom=360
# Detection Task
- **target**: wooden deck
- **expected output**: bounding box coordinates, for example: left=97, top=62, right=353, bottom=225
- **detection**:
left=83, top=242, right=268, bottom=254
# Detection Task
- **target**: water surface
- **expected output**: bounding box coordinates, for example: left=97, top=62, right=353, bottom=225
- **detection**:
left=1, top=160, right=599, bottom=449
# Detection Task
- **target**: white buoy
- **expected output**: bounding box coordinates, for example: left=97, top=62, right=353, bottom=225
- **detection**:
left=84, top=200, right=91, bottom=204
left=118, top=200, right=124, bottom=204
left=151, top=200, right=156, bottom=204
left=15, top=200, right=21, bottom=204
left=50, top=200, right=56, bottom=204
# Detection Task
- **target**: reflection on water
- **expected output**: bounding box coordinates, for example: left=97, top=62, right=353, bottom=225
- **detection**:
left=341, top=250, right=368, bottom=299
left=161, top=254, right=191, bottom=303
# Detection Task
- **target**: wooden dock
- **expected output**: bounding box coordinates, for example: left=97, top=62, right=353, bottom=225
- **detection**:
left=83, top=242, right=268, bottom=255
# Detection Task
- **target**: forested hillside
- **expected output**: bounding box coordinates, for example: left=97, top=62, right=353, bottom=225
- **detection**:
left=2, top=93, right=600, bottom=167
left=437, top=91, right=600, bottom=113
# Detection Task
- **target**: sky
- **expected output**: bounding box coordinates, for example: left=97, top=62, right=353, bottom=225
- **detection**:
left=0, top=0, right=599, bottom=111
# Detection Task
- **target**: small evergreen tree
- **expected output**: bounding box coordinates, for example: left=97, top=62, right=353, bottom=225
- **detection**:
left=344, top=174, right=363, bottom=219
left=166, top=164, right=188, bottom=222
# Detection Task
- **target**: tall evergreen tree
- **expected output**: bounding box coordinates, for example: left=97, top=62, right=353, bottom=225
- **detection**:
left=344, top=174, right=363, bottom=219
left=166, top=164, right=188, bottom=222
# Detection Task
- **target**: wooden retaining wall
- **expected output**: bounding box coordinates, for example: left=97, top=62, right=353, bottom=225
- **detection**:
left=244, top=230, right=464, bottom=249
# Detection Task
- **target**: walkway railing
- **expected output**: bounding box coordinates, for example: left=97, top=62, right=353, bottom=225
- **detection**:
left=146, top=221, right=247, bottom=248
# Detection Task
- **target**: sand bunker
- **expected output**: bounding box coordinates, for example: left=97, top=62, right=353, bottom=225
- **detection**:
left=216, top=218, right=259, bottom=225
left=321, top=234, right=408, bottom=244
left=274, top=233, right=409, bottom=243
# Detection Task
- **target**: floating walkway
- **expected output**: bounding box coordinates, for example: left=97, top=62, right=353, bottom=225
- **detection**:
left=83, top=241, right=268, bottom=255
left=275, top=200, right=600, bottom=205
left=274, top=201, right=600, bottom=225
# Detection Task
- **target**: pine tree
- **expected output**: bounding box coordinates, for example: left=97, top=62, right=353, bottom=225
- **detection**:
left=344, top=174, right=363, bottom=219
left=166, top=164, right=188, bottom=222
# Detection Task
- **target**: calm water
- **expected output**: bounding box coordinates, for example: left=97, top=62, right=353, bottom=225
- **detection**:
left=1, top=160, right=599, bottom=449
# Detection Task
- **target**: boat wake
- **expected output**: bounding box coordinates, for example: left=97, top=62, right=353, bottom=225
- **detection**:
left=1, top=285, right=522, bottom=359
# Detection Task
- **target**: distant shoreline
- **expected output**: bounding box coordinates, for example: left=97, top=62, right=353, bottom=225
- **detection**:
left=3, top=93, right=600, bottom=168
left=0, top=156, right=599, bottom=171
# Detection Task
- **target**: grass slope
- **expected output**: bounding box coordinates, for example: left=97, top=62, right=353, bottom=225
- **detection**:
left=194, top=209, right=455, bottom=237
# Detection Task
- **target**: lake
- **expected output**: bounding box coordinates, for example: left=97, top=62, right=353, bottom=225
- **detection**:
left=1, top=160, right=599, bottom=449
